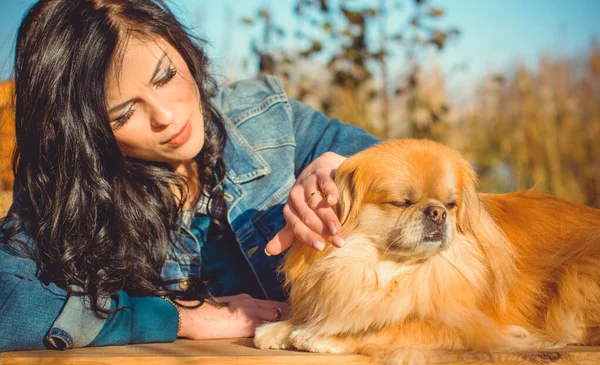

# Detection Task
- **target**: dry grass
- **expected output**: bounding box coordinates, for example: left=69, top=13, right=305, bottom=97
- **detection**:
left=293, top=44, right=600, bottom=208
left=0, top=190, right=11, bottom=217
left=0, top=80, right=15, bottom=192
left=0, top=80, right=14, bottom=217
left=455, top=45, right=600, bottom=207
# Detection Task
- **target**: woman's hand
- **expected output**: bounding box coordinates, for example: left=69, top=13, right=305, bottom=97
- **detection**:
left=177, top=294, right=290, bottom=339
left=265, top=151, right=347, bottom=255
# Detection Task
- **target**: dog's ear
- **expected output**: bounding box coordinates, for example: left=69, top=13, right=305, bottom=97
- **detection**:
left=333, top=160, right=365, bottom=231
left=457, top=184, right=480, bottom=235
left=456, top=162, right=480, bottom=235
left=455, top=161, right=515, bottom=306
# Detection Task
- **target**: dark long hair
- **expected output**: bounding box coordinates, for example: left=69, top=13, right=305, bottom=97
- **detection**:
left=1, top=0, right=227, bottom=316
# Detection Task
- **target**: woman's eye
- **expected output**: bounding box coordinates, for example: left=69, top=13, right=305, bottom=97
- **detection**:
left=154, top=66, right=177, bottom=88
left=111, top=105, right=135, bottom=129
left=446, top=201, right=457, bottom=209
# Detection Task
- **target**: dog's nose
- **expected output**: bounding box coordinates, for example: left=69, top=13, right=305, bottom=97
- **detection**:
left=424, top=206, right=446, bottom=224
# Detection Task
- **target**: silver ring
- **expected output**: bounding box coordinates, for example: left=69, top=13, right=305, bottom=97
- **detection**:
left=273, top=306, right=282, bottom=321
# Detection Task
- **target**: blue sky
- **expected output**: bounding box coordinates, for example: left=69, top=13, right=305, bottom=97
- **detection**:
left=1, top=0, right=598, bottom=101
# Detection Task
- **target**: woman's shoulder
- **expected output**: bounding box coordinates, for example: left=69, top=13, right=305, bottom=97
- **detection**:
left=218, top=75, right=286, bottom=101
left=211, top=76, right=289, bottom=122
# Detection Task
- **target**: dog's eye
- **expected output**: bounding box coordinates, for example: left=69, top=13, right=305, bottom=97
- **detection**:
left=389, top=200, right=413, bottom=208
left=446, top=201, right=457, bottom=209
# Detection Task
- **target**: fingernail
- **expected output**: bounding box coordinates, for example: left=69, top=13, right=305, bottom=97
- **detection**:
left=327, top=194, right=333, bottom=203
left=328, top=221, right=337, bottom=235
left=313, top=241, right=325, bottom=251
left=331, top=236, right=345, bottom=248
left=264, top=248, right=272, bottom=256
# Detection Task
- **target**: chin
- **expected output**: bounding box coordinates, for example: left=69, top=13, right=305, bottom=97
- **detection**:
left=254, top=139, right=600, bottom=364
left=169, top=124, right=205, bottom=162
left=180, top=134, right=205, bottom=160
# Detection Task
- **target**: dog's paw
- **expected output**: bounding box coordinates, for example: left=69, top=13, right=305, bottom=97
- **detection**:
left=501, top=325, right=563, bottom=350
left=505, top=325, right=531, bottom=339
left=289, top=328, right=352, bottom=354
left=254, top=320, right=294, bottom=350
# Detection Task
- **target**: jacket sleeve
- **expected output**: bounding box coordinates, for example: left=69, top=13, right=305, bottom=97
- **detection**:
left=288, top=97, right=381, bottom=177
left=0, top=224, right=178, bottom=352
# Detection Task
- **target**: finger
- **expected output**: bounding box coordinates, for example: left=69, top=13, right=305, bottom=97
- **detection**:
left=301, top=174, right=325, bottom=210
left=276, top=303, right=291, bottom=320
left=293, top=185, right=344, bottom=245
left=284, top=200, right=328, bottom=251
left=265, top=224, right=295, bottom=256
left=298, top=176, right=341, bottom=241
left=312, top=204, right=345, bottom=247
left=279, top=306, right=291, bottom=320
left=258, top=305, right=290, bottom=321
left=289, top=182, right=331, bottom=238
left=257, top=300, right=290, bottom=312
left=257, top=306, right=284, bottom=322
left=315, top=167, right=338, bottom=205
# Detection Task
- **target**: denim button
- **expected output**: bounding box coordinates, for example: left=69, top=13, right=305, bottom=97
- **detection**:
left=179, top=279, right=190, bottom=291
left=46, top=327, right=73, bottom=350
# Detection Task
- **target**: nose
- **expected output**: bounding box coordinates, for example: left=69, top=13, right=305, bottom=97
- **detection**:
left=423, top=205, right=447, bottom=225
left=148, top=96, right=175, bottom=127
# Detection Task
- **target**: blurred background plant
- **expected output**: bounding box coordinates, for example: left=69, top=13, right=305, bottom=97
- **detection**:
left=241, top=0, right=459, bottom=140
left=239, top=0, right=599, bottom=208
left=0, top=0, right=598, bottom=215
left=458, top=45, right=600, bottom=207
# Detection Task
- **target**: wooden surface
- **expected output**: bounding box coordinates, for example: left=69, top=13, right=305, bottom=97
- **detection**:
left=2, top=338, right=600, bottom=364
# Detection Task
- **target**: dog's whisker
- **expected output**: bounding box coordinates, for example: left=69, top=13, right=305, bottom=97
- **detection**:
left=382, top=233, right=400, bottom=258
left=381, top=214, right=409, bottom=258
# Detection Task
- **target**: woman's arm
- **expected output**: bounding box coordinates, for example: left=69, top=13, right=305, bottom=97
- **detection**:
left=0, top=226, right=177, bottom=351
left=0, top=224, right=289, bottom=350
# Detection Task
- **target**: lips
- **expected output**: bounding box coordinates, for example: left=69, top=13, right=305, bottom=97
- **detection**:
left=163, top=120, right=192, bottom=146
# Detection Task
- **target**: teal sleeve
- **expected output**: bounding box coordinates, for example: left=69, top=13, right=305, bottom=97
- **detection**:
left=90, top=292, right=178, bottom=346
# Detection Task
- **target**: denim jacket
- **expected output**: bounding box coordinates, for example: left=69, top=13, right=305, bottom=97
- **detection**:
left=0, top=76, right=380, bottom=352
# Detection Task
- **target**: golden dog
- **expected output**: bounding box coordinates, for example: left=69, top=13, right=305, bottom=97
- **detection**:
left=254, top=139, right=600, bottom=364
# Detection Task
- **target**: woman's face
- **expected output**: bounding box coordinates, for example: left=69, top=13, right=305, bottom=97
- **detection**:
left=105, top=37, right=204, bottom=171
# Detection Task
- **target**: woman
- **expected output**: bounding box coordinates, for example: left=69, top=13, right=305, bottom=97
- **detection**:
left=0, top=0, right=379, bottom=352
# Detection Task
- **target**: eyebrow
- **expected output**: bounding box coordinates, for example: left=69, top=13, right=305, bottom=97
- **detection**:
left=107, top=52, right=168, bottom=114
